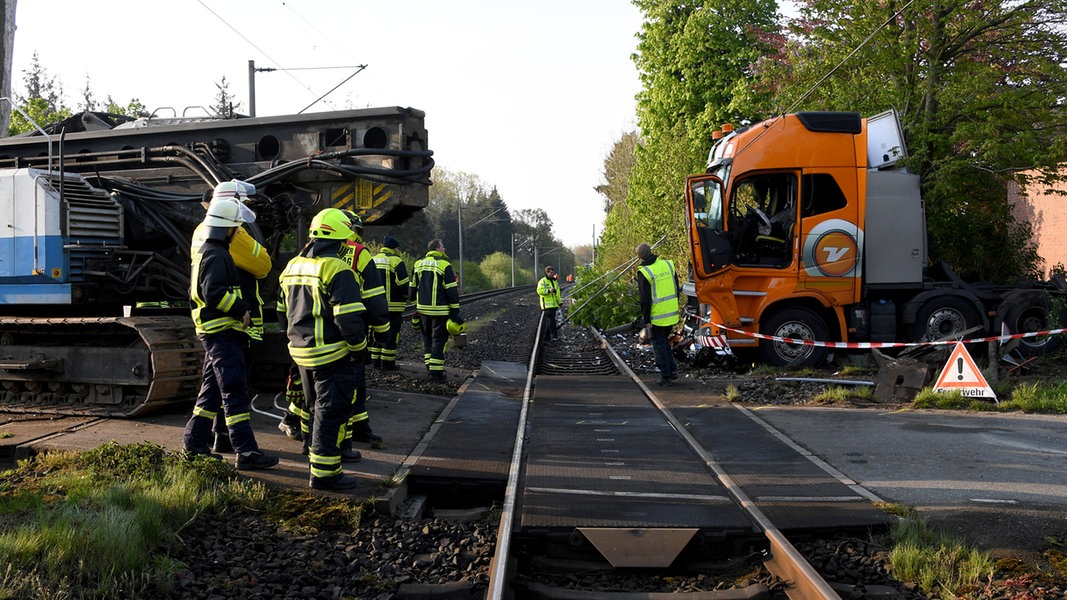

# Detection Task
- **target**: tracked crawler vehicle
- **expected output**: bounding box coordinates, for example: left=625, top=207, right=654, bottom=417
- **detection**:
left=0, top=107, right=432, bottom=415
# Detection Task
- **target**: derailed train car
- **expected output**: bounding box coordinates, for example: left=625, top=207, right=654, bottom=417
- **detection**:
left=0, top=107, right=432, bottom=416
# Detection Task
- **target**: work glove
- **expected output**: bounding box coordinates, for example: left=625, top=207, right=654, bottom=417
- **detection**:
left=449, top=310, right=464, bottom=324
left=411, top=311, right=421, bottom=331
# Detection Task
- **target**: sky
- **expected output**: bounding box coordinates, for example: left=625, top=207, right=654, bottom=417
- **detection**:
left=10, top=0, right=644, bottom=248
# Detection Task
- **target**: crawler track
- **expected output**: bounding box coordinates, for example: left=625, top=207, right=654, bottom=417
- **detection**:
left=0, top=316, right=202, bottom=416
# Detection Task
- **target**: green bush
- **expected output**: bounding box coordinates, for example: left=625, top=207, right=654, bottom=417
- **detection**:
left=567, top=265, right=640, bottom=329
left=457, top=260, right=488, bottom=293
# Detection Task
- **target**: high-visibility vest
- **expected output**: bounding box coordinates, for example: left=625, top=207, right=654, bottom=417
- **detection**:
left=639, top=258, right=680, bottom=326
left=537, top=276, right=561, bottom=310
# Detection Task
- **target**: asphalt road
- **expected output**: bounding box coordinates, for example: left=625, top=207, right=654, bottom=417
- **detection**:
left=741, top=405, right=1067, bottom=556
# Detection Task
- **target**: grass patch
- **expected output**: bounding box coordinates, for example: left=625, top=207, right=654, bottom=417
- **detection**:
left=838, top=364, right=875, bottom=376
left=813, top=386, right=852, bottom=403
left=724, top=384, right=741, bottom=402
left=812, top=385, right=874, bottom=404
left=912, top=388, right=995, bottom=411
left=912, top=379, right=1067, bottom=414
left=998, top=381, right=1067, bottom=413
left=461, top=307, right=505, bottom=335
left=889, top=513, right=996, bottom=597
left=267, top=490, right=365, bottom=534
left=0, top=441, right=271, bottom=599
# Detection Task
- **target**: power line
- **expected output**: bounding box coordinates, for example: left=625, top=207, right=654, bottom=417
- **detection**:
left=196, top=0, right=321, bottom=109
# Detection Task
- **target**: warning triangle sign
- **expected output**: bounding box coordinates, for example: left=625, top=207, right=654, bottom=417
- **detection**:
left=932, top=342, right=996, bottom=399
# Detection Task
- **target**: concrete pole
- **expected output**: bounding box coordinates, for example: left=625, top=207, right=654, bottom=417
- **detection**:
left=248, top=60, right=257, bottom=118
left=0, top=0, right=17, bottom=137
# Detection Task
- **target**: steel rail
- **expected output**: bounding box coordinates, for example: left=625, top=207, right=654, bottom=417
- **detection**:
left=485, top=311, right=544, bottom=599
left=591, top=326, right=842, bottom=600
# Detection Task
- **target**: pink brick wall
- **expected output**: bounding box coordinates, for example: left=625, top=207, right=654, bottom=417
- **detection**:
left=1009, top=175, right=1067, bottom=276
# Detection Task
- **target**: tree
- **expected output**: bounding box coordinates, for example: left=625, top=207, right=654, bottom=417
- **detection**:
left=595, top=131, right=640, bottom=213
left=759, top=0, right=1067, bottom=281
left=598, top=0, right=782, bottom=279
left=479, top=251, right=518, bottom=289
left=422, top=169, right=516, bottom=263
left=103, top=96, right=146, bottom=118
left=9, top=51, right=70, bottom=134
left=9, top=52, right=152, bottom=135
left=213, top=75, right=242, bottom=118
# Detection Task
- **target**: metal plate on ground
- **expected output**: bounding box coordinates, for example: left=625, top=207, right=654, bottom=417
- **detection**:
left=521, top=376, right=753, bottom=531
left=675, top=403, right=893, bottom=532
left=406, top=361, right=526, bottom=506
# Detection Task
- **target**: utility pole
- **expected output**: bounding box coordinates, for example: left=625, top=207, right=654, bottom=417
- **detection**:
left=247, top=60, right=257, bottom=117
left=0, top=0, right=17, bottom=137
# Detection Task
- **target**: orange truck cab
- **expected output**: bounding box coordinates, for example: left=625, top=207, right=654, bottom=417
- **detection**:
left=683, top=111, right=1064, bottom=366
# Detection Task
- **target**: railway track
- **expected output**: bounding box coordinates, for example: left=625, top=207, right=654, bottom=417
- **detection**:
left=2, top=287, right=937, bottom=599
left=474, top=316, right=865, bottom=599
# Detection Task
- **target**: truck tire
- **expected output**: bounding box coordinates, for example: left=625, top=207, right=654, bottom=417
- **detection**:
left=1001, top=292, right=1064, bottom=357
left=759, top=307, right=829, bottom=367
left=908, top=296, right=981, bottom=342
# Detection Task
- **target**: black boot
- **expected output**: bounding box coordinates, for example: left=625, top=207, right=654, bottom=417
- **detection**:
left=352, top=419, right=383, bottom=444
left=339, top=439, right=362, bottom=462
left=212, top=432, right=234, bottom=453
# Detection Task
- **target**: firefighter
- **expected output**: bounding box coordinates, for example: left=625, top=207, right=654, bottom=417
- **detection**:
left=182, top=195, right=279, bottom=471
left=276, top=207, right=366, bottom=491
left=339, top=210, right=387, bottom=447
left=410, top=238, right=461, bottom=381
left=537, top=265, right=562, bottom=341
left=371, top=236, right=409, bottom=371
left=635, top=242, right=680, bottom=386
left=191, top=181, right=272, bottom=455
left=276, top=211, right=386, bottom=453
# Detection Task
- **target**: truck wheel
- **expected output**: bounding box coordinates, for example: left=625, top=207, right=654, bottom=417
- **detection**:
left=1002, top=293, right=1064, bottom=357
left=759, top=308, right=829, bottom=367
left=909, top=296, right=981, bottom=342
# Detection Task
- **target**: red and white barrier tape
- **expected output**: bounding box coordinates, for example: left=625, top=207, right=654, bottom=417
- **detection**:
left=685, top=309, right=1067, bottom=349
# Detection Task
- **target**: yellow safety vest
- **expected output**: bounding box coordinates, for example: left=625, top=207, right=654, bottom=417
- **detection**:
left=639, top=258, right=680, bottom=327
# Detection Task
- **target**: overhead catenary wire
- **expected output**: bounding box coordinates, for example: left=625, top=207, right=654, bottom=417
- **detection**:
left=783, top=0, right=917, bottom=116
left=565, top=235, right=667, bottom=324
left=197, top=0, right=364, bottom=113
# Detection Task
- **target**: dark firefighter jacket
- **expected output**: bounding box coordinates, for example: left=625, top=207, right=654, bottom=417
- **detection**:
left=411, top=250, right=460, bottom=317
left=277, top=239, right=367, bottom=368
left=190, top=232, right=252, bottom=336
left=340, top=241, right=389, bottom=334
left=373, top=247, right=410, bottom=313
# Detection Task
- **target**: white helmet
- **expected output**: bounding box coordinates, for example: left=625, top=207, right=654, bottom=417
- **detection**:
left=204, top=197, right=255, bottom=227
left=212, top=179, right=256, bottom=201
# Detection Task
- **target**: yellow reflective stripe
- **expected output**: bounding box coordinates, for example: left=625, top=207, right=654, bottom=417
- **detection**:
left=225, top=412, right=251, bottom=427
left=196, top=315, right=241, bottom=334
left=192, top=406, right=216, bottom=419
left=288, top=341, right=351, bottom=367
left=217, top=288, right=239, bottom=312
left=334, top=300, right=366, bottom=316
left=362, top=285, right=386, bottom=300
